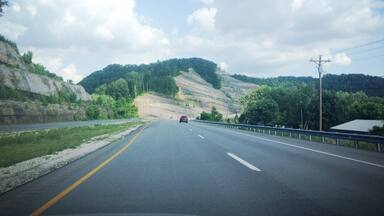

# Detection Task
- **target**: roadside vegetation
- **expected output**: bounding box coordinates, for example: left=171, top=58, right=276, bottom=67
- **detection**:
left=370, top=125, right=384, bottom=136
left=0, top=122, right=141, bottom=167
left=197, top=106, right=224, bottom=122
left=239, top=84, right=384, bottom=130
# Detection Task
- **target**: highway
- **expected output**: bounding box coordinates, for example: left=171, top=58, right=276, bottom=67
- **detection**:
left=1, top=120, right=384, bottom=216
left=0, top=118, right=141, bottom=133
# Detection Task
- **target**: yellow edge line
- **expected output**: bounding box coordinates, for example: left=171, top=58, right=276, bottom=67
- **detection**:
left=30, top=125, right=147, bottom=216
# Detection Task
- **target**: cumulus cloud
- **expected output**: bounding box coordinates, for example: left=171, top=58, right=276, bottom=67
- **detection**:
left=61, top=64, right=82, bottom=83
left=183, top=0, right=384, bottom=76
left=218, top=62, right=228, bottom=71
left=292, top=0, right=306, bottom=12
left=187, top=8, right=217, bottom=32
left=1, top=0, right=383, bottom=79
left=200, top=0, right=214, bottom=6
left=0, top=0, right=172, bottom=81
left=334, top=53, right=352, bottom=65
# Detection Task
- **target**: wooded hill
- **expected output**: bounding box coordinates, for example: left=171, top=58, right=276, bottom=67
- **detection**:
left=79, top=58, right=221, bottom=98
left=231, top=74, right=384, bottom=97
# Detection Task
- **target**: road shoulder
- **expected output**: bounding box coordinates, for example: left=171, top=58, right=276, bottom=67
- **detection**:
left=0, top=124, right=144, bottom=194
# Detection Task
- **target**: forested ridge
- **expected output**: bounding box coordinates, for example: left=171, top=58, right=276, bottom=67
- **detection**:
left=232, top=73, right=384, bottom=97
left=79, top=58, right=220, bottom=97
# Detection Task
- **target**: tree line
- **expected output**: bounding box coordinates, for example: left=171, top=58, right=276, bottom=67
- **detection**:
left=239, top=84, right=384, bottom=130
left=232, top=73, right=384, bottom=97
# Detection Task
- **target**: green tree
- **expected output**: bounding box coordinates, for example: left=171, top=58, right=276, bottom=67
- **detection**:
left=242, top=98, right=280, bottom=125
left=370, top=125, right=384, bottom=136
left=115, top=98, right=138, bottom=118
left=105, top=79, right=131, bottom=100
left=199, top=106, right=223, bottom=121
left=22, top=51, right=33, bottom=64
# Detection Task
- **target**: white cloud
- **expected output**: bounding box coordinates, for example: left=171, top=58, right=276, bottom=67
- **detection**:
left=218, top=62, right=228, bottom=71
left=334, top=53, right=352, bottom=65
left=292, top=0, right=306, bottom=12
left=180, top=0, right=384, bottom=76
left=1, top=0, right=383, bottom=79
left=60, top=64, right=82, bottom=83
left=0, top=0, right=172, bottom=81
left=95, top=25, right=114, bottom=41
left=26, top=4, right=37, bottom=16
left=200, top=0, right=214, bottom=6
left=187, top=8, right=217, bottom=32
left=0, top=21, right=27, bottom=41
left=33, top=55, right=63, bottom=72
left=11, top=2, right=21, bottom=13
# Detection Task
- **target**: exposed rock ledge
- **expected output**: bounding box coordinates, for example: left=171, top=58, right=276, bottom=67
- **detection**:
left=0, top=40, right=90, bottom=101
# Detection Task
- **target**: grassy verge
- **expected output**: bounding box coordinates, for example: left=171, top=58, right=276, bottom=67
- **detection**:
left=0, top=122, right=142, bottom=168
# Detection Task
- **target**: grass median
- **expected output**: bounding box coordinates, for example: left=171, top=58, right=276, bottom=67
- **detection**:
left=0, top=121, right=142, bottom=168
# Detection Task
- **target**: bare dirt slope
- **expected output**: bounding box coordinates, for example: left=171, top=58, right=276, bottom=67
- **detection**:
left=134, top=70, right=256, bottom=119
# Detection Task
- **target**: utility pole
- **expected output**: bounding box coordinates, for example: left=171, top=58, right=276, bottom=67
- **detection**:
left=310, top=55, right=331, bottom=131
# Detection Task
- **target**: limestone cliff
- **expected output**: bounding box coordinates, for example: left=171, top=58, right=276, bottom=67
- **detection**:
left=0, top=40, right=90, bottom=101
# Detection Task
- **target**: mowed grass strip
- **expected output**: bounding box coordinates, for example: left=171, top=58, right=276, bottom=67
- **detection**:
left=0, top=122, right=141, bottom=168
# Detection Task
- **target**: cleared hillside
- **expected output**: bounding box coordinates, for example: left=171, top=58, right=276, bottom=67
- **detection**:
left=134, top=70, right=256, bottom=119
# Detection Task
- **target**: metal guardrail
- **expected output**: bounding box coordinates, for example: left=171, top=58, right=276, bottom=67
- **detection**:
left=194, top=120, right=384, bottom=152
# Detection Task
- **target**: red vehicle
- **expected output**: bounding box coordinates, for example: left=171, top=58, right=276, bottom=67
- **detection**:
left=179, top=115, right=188, bottom=123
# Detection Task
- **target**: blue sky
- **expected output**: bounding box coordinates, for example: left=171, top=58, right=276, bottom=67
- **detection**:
left=0, top=0, right=383, bottom=82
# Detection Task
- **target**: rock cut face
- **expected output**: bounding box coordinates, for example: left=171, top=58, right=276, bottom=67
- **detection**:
left=0, top=41, right=91, bottom=101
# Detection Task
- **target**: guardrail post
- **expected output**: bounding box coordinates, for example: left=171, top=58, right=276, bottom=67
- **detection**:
left=309, top=135, right=312, bottom=142
left=289, top=132, right=292, bottom=137
left=336, top=138, right=340, bottom=145
left=299, top=133, right=301, bottom=140
left=274, top=130, right=277, bottom=135
left=377, top=143, right=381, bottom=152
left=354, top=140, right=358, bottom=149
left=321, top=136, right=325, bottom=143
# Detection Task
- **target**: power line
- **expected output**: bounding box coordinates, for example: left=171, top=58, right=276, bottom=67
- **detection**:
left=352, top=53, right=384, bottom=62
left=344, top=45, right=384, bottom=55
left=335, top=38, right=384, bottom=53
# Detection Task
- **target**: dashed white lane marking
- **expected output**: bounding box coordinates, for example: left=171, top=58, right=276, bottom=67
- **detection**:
left=198, top=134, right=204, bottom=139
left=227, top=152, right=262, bottom=171
left=217, top=127, right=384, bottom=169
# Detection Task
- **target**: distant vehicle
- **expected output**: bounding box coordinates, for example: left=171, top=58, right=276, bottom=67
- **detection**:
left=179, top=116, right=188, bottom=123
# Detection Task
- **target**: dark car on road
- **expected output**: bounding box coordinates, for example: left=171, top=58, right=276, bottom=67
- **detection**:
left=179, top=116, right=188, bottom=123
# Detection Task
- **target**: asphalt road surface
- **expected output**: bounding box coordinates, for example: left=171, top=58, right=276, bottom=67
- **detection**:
left=0, top=118, right=141, bottom=133
left=1, top=120, right=384, bottom=216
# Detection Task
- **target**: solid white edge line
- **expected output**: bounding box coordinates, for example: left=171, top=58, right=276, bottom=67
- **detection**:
left=219, top=127, right=384, bottom=169
left=198, top=134, right=204, bottom=139
left=227, top=152, right=262, bottom=171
